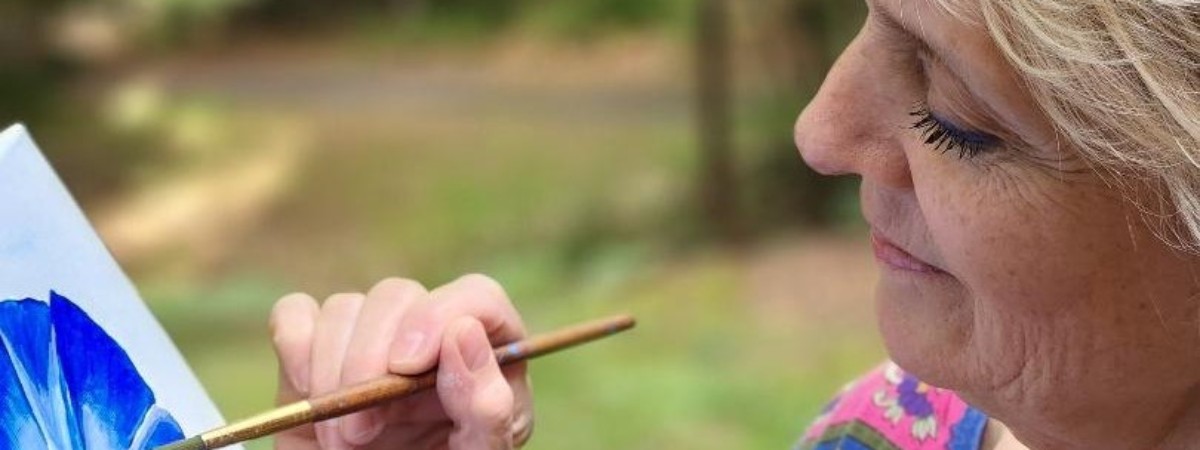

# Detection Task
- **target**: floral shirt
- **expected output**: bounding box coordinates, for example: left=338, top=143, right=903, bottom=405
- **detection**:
left=796, top=362, right=989, bottom=450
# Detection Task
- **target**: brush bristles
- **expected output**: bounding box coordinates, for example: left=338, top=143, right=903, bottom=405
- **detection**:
left=154, top=436, right=208, bottom=450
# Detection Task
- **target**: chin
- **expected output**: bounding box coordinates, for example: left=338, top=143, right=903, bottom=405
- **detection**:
left=873, top=274, right=975, bottom=390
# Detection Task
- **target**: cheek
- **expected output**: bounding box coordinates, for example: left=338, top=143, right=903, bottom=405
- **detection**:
left=898, top=157, right=1200, bottom=404
left=913, top=170, right=1083, bottom=386
left=876, top=152, right=1098, bottom=374
left=928, top=166, right=1120, bottom=318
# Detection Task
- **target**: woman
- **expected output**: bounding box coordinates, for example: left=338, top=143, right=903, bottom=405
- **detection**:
left=268, top=0, right=1200, bottom=448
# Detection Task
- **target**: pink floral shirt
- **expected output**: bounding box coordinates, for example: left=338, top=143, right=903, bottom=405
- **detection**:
left=796, top=362, right=989, bottom=450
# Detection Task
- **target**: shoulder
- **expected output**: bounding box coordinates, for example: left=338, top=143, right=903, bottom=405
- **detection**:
left=796, top=361, right=990, bottom=450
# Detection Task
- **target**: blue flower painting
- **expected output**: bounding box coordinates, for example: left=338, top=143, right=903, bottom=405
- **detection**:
left=0, top=292, right=184, bottom=449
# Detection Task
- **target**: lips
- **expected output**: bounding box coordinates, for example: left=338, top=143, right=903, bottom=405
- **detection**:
left=869, top=229, right=945, bottom=274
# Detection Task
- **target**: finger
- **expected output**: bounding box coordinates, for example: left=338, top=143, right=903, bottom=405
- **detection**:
left=506, top=366, right=534, bottom=447
left=373, top=425, right=451, bottom=449
left=439, top=318, right=515, bottom=450
left=270, top=293, right=321, bottom=448
left=379, top=388, right=452, bottom=424
left=271, top=293, right=320, bottom=400
left=388, top=274, right=526, bottom=375
left=338, top=278, right=428, bottom=446
left=310, top=293, right=366, bottom=450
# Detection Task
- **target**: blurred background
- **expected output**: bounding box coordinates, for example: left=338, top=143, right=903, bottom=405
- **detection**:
left=3, top=0, right=885, bottom=448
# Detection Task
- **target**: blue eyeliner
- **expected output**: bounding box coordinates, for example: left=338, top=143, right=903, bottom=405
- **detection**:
left=909, top=104, right=1001, bottom=159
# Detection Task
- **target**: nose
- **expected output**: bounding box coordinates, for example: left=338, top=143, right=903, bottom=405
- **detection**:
left=794, top=32, right=912, bottom=187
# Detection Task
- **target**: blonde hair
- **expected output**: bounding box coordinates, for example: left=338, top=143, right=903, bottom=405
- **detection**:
left=940, top=0, right=1200, bottom=249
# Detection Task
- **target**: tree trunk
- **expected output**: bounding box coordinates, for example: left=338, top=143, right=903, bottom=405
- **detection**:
left=695, top=0, right=742, bottom=242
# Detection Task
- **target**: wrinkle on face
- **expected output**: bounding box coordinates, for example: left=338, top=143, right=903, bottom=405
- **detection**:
left=871, top=0, right=1060, bottom=158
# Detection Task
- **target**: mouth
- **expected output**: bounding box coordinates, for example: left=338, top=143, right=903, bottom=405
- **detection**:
left=869, top=229, right=946, bottom=275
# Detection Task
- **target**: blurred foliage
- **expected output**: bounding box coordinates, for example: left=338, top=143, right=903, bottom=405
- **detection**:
left=0, top=0, right=154, bottom=203
left=0, top=0, right=69, bottom=126
left=230, top=0, right=691, bottom=42
left=520, top=0, right=692, bottom=39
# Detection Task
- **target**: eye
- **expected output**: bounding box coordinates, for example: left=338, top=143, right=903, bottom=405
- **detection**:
left=909, top=103, right=1002, bottom=159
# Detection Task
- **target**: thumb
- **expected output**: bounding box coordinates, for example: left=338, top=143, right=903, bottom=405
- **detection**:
left=438, top=318, right=515, bottom=450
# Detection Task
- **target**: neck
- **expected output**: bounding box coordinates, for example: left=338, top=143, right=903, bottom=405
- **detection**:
left=995, top=386, right=1200, bottom=450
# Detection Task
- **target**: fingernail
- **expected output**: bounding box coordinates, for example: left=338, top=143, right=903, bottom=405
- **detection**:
left=390, top=331, right=426, bottom=370
left=457, top=322, right=493, bottom=374
left=290, top=370, right=309, bottom=396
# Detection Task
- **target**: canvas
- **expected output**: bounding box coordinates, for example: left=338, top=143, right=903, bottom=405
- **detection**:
left=0, top=124, right=238, bottom=450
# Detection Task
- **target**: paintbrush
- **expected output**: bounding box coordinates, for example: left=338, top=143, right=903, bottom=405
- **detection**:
left=157, top=314, right=636, bottom=450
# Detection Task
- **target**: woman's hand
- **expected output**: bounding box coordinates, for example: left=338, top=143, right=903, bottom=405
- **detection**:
left=269, top=275, right=534, bottom=450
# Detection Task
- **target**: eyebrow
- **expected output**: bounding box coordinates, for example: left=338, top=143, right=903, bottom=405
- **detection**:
left=871, top=0, right=972, bottom=84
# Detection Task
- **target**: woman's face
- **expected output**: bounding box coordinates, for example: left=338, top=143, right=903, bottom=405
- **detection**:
left=795, top=0, right=1200, bottom=447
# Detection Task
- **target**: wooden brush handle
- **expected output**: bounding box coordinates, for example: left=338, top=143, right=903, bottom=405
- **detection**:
left=309, top=372, right=438, bottom=421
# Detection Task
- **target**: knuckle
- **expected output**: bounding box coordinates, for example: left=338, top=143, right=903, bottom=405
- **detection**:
left=271, top=293, right=313, bottom=320
left=424, top=297, right=455, bottom=325
left=456, top=274, right=508, bottom=303
left=270, top=326, right=304, bottom=352
left=470, top=378, right=515, bottom=429
left=339, top=354, right=375, bottom=384
left=269, top=293, right=316, bottom=345
left=477, top=379, right=516, bottom=422
left=276, top=292, right=314, bottom=307
left=438, top=369, right=469, bottom=395
left=267, top=311, right=287, bottom=341
left=323, top=292, right=365, bottom=310
left=371, top=277, right=427, bottom=299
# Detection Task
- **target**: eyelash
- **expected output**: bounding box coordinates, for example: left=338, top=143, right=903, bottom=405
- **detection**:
left=909, top=104, right=1001, bottom=159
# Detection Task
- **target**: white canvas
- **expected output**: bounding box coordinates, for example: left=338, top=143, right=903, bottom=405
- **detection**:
left=0, top=123, right=238, bottom=449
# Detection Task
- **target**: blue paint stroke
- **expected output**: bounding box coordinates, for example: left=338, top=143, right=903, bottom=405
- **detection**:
left=0, top=292, right=184, bottom=449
